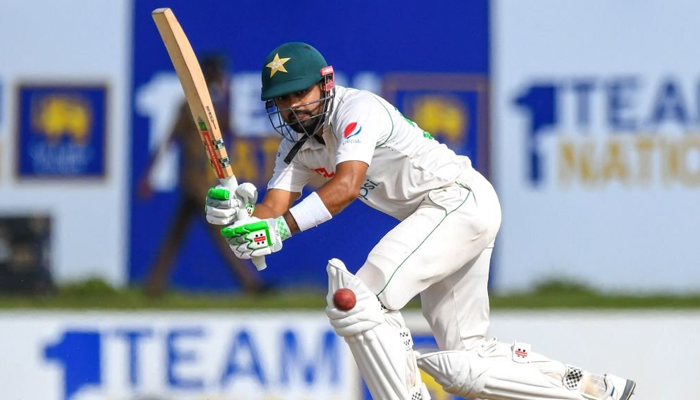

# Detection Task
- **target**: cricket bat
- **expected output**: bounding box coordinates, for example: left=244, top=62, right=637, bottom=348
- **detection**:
left=152, top=7, right=267, bottom=271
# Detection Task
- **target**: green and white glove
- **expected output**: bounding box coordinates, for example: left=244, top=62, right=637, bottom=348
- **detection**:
left=221, top=216, right=292, bottom=259
left=205, top=182, right=257, bottom=225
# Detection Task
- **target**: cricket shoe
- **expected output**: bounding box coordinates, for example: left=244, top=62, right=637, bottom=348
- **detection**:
left=603, top=374, right=636, bottom=400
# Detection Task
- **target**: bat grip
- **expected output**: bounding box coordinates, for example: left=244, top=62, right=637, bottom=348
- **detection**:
left=220, top=176, right=268, bottom=271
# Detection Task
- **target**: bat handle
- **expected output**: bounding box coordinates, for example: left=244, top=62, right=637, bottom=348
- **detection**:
left=220, top=176, right=268, bottom=271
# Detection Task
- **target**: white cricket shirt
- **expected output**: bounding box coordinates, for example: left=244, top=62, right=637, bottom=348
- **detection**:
left=268, top=85, right=476, bottom=220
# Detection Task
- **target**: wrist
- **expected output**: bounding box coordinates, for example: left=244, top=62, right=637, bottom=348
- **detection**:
left=245, top=203, right=255, bottom=217
left=288, top=192, right=332, bottom=232
left=274, top=216, right=292, bottom=241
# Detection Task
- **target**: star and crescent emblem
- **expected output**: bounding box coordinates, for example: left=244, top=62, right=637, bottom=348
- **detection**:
left=266, top=53, right=291, bottom=77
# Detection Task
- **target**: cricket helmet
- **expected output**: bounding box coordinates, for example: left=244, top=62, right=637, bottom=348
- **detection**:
left=261, top=42, right=336, bottom=144
left=261, top=42, right=332, bottom=101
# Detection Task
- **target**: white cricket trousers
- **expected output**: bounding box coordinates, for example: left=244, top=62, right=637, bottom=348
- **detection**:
left=356, top=169, right=502, bottom=352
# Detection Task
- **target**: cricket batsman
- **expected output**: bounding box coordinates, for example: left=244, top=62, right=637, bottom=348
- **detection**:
left=204, top=42, right=636, bottom=400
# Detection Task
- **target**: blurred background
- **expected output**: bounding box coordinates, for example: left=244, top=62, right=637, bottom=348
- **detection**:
left=0, top=0, right=698, bottom=399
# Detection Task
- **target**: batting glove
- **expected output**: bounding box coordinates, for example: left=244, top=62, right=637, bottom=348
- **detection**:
left=221, top=216, right=292, bottom=259
left=205, top=182, right=257, bottom=225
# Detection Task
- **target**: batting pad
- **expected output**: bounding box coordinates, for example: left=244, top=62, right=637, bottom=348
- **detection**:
left=325, top=258, right=430, bottom=400
left=417, top=339, right=586, bottom=400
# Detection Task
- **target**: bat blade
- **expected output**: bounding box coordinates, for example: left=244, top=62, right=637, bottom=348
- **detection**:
left=152, top=8, right=267, bottom=271
left=152, top=7, right=233, bottom=183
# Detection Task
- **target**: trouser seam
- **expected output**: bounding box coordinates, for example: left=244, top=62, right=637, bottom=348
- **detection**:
left=377, top=189, right=472, bottom=297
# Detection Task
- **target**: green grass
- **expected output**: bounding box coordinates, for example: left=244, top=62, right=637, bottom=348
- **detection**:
left=490, top=293, right=700, bottom=309
left=0, top=278, right=699, bottom=310
left=0, top=278, right=330, bottom=310
left=491, top=279, right=700, bottom=309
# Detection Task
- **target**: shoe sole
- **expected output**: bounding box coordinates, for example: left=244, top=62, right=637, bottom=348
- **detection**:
left=620, top=380, right=637, bottom=399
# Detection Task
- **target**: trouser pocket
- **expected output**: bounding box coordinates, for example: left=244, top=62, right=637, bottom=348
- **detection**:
left=426, top=185, right=473, bottom=215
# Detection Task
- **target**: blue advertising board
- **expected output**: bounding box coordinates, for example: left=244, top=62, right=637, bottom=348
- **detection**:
left=130, top=0, right=489, bottom=291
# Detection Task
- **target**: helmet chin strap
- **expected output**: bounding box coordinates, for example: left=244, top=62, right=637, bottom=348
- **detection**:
left=283, top=135, right=310, bottom=164
left=283, top=120, right=326, bottom=164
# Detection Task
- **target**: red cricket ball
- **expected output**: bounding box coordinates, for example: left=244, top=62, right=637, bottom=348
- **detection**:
left=333, top=288, right=357, bottom=311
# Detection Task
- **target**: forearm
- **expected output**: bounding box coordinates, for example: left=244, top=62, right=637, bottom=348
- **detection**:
left=282, top=181, right=355, bottom=235
left=256, top=181, right=353, bottom=221
left=254, top=201, right=319, bottom=235
left=253, top=203, right=300, bottom=234
left=252, top=203, right=284, bottom=219
left=316, top=178, right=357, bottom=215
left=251, top=162, right=364, bottom=237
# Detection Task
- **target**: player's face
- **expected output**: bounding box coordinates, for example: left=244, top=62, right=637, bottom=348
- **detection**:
left=274, top=84, right=324, bottom=134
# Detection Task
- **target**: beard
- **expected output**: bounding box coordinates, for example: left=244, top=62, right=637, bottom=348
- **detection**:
left=285, top=105, right=324, bottom=135
left=288, top=115, right=322, bottom=134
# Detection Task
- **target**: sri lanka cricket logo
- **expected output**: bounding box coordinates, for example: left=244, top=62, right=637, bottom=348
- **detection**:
left=411, top=95, right=468, bottom=147
left=18, top=85, right=107, bottom=178
left=31, top=94, right=92, bottom=145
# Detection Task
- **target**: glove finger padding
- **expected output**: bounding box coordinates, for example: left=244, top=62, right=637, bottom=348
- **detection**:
left=206, top=185, right=240, bottom=225
left=234, top=182, right=258, bottom=218
left=205, top=196, right=234, bottom=208
left=205, top=205, right=237, bottom=225
left=207, top=185, right=232, bottom=202
left=206, top=182, right=260, bottom=224
left=235, top=182, right=258, bottom=205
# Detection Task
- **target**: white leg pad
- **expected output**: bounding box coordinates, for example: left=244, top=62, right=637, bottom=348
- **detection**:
left=326, top=258, right=430, bottom=400
left=417, top=339, right=586, bottom=400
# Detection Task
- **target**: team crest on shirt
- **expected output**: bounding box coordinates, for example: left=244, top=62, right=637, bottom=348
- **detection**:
left=343, top=122, right=362, bottom=139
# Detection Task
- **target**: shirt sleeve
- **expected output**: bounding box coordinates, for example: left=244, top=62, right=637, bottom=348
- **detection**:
left=266, top=139, right=314, bottom=193
left=332, top=92, right=392, bottom=166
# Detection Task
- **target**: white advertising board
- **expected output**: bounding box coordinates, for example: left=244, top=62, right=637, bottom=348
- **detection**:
left=408, top=310, right=700, bottom=400
left=492, top=0, right=700, bottom=292
left=0, top=0, right=131, bottom=285
left=0, top=311, right=361, bottom=400
left=2, top=310, right=696, bottom=400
